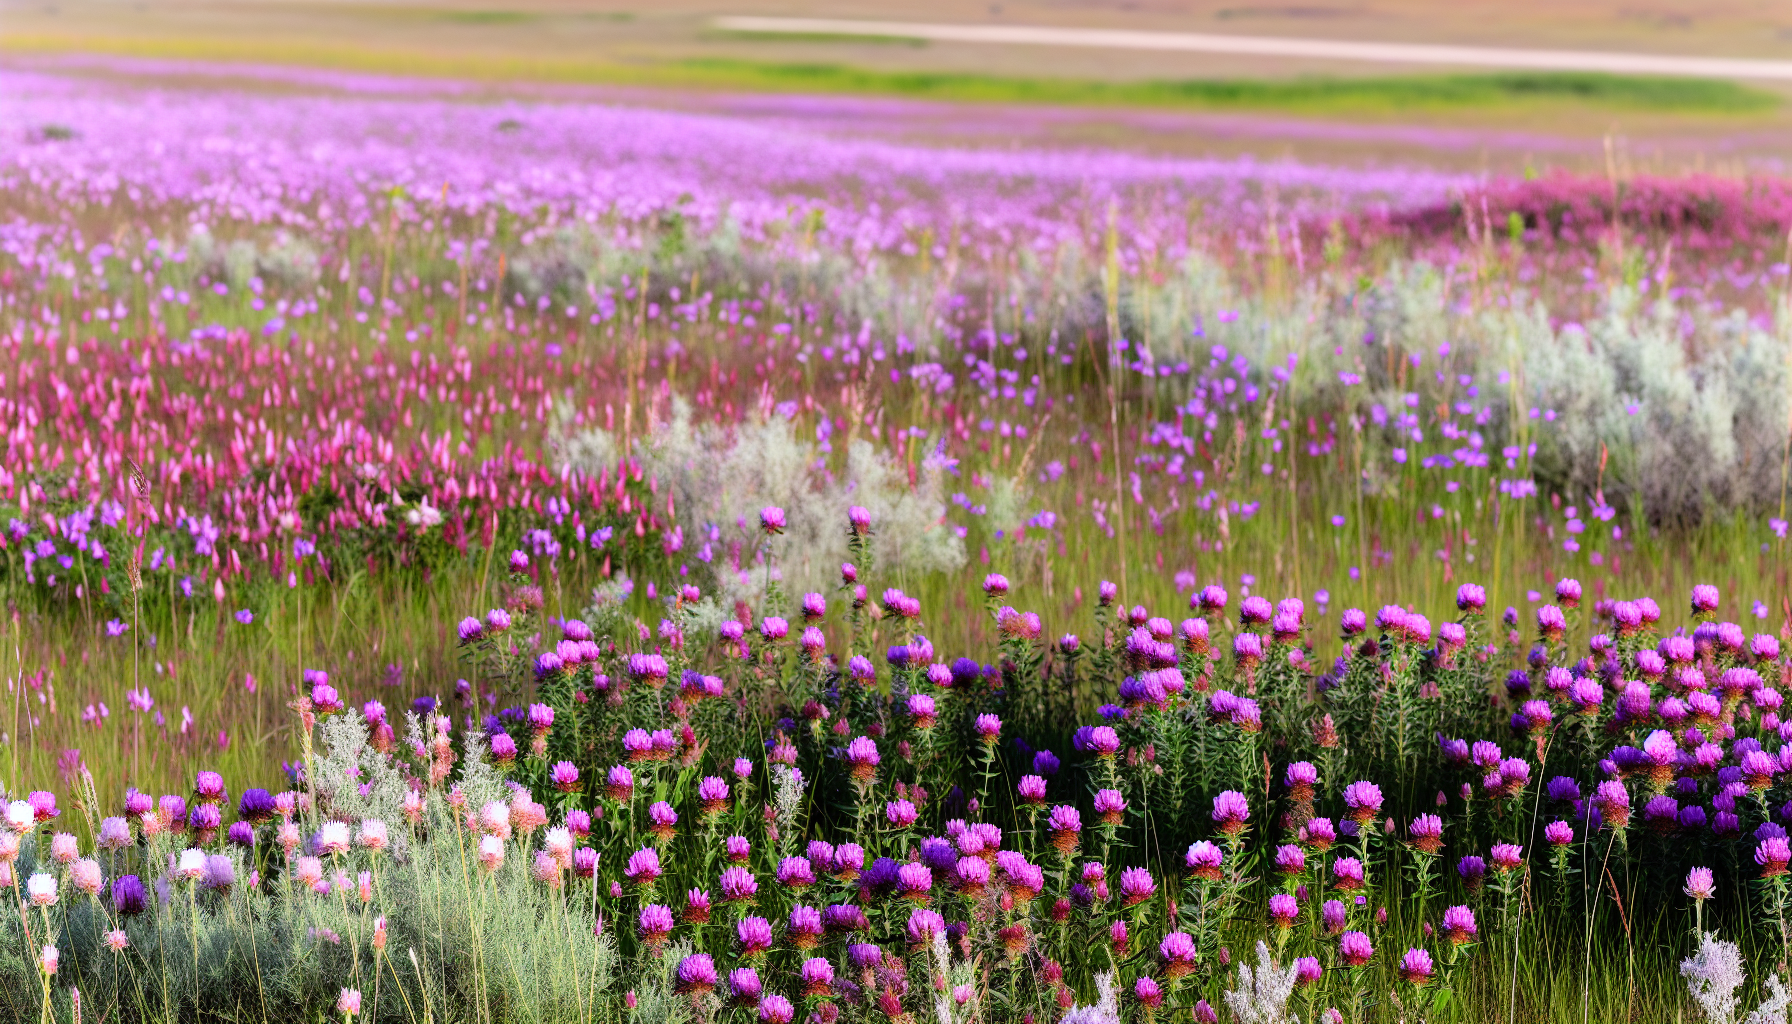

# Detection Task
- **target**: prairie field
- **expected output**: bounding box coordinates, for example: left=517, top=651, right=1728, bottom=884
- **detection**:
left=3, top=7, right=1792, bottom=1021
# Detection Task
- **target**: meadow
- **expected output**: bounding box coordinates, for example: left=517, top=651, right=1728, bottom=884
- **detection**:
left=3, top=62, right=1792, bottom=1022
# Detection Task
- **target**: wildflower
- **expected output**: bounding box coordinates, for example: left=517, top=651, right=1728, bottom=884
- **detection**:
left=1120, top=866, right=1156, bottom=906
left=1342, top=781, right=1383, bottom=822
left=1544, top=821, right=1575, bottom=847
left=760, top=995, right=795, bottom=1024
left=27, top=873, right=58, bottom=907
left=896, top=862, right=933, bottom=902
left=1397, top=948, right=1435, bottom=985
left=39, top=945, right=57, bottom=977
left=1332, top=857, right=1365, bottom=891
left=104, top=930, right=129, bottom=951
left=1686, top=867, right=1716, bottom=901
left=843, top=736, right=880, bottom=780
left=974, top=713, right=1002, bottom=744
left=1339, top=931, right=1374, bottom=967
left=1048, top=805, right=1083, bottom=853
left=1490, top=844, right=1524, bottom=872
left=1269, top=893, right=1299, bottom=929
left=800, top=957, right=834, bottom=996
left=1408, top=814, right=1444, bottom=853
left=759, top=506, right=786, bottom=534
left=1441, top=906, right=1477, bottom=945
left=638, top=904, right=675, bottom=948
left=1094, top=788, right=1126, bottom=826
left=1322, top=900, right=1347, bottom=935
left=729, top=967, right=763, bottom=1005
left=1186, top=840, right=1223, bottom=880
left=478, top=835, right=504, bottom=872
left=111, top=875, right=146, bottom=916
left=1757, top=837, right=1792, bottom=877
left=1212, top=791, right=1251, bottom=834
left=1159, top=931, right=1199, bottom=978
left=1087, top=726, right=1121, bottom=757
left=677, top=953, right=719, bottom=994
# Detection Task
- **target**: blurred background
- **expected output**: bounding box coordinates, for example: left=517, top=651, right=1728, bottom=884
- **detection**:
left=4, top=0, right=1791, bottom=172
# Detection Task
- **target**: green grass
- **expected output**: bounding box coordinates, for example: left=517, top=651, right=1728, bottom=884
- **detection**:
left=671, top=59, right=1781, bottom=114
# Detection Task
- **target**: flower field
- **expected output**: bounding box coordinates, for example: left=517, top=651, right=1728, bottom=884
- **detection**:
left=4, top=63, right=1792, bottom=1022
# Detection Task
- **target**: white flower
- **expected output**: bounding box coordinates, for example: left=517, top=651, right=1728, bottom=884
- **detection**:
left=176, top=848, right=207, bottom=880
left=26, top=873, right=58, bottom=907
left=357, top=819, right=389, bottom=852
left=1683, top=931, right=1745, bottom=1024
left=1224, top=942, right=1299, bottom=1024
left=478, top=835, right=505, bottom=872
left=5, top=801, right=35, bottom=831
left=315, top=821, right=351, bottom=855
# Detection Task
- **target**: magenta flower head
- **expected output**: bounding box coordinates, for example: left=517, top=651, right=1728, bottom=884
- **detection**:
left=638, top=904, right=675, bottom=948
left=1193, top=584, right=1226, bottom=616
left=1233, top=631, right=1264, bottom=669
left=843, top=737, right=880, bottom=781
left=847, top=506, right=872, bottom=534
left=1048, top=806, right=1083, bottom=853
left=1343, top=781, right=1384, bottom=823
left=310, top=683, right=344, bottom=714
left=1544, top=821, right=1575, bottom=847
left=974, top=714, right=1002, bottom=745
left=606, top=765, right=636, bottom=802
left=1094, top=788, right=1127, bottom=826
left=729, top=967, right=764, bottom=1006
left=1185, top=840, right=1223, bottom=881
left=983, top=573, right=1010, bottom=596
left=1338, top=931, right=1374, bottom=967
left=760, top=996, right=795, bottom=1024
left=624, top=847, right=663, bottom=886
left=1441, top=905, right=1477, bottom=945
left=676, top=954, right=718, bottom=994
left=1397, top=948, right=1435, bottom=986
left=1194, top=1001, right=1219, bottom=1024
left=194, top=771, right=226, bottom=804
left=1240, top=595, right=1273, bottom=626
left=1685, top=867, right=1716, bottom=901
left=906, top=908, right=946, bottom=946
left=737, top=916, right=774, bottom=956
left=1331, top=857, right=1365, bottom=891
left=1321, top=899, right=1347, bottom=935
left=1158, top=931, right=1199, bottom=978
left=1212, top=790, right=1251, bottom=835
left=1017, top=775, right=1048, bottom=805
left=1088, top=726, right=1121, bottom=758
left=1269, top=893, right=1299, bottom=929
left=886, top=800, right=918, bottom=828
left=787, top=905, right=824, bottom=948
left=457, top=617, right=484, bottom=643
left=1285, top=761, right=1319, bottom=800
left=1555, top=578, right=1582, bottom=609
left=799, top=957, right=834, bottom=996
left=1456, top=584, right=1487, bottom=613
left=1274, top=844, right=1306, bottom=876
left=1536, top=604, right=1567, bottom=643
left=896, top=863, right=933, bottom=902
left=1758, top=837, right=1792, bottom=878
left=1408, top=814, right=1444, bottom=854
left=1134, top=976, right=1164, bottom=1008
left=1290, top=957, right=1322, bottom=989
left=721, top=866, right=759, bottom=903
left=1569, top=679, right=1604, bottom=717
left=759, top=507, right=786, bottom=535
left=1340, top=608, right=1368, bottom=636
left=1593, top=781, right=1631, bottom=829
left=832, top=844, right=865, bottom=879
left=1490, top=844, right=1524, bottom=872
left=552, top=762, right=581, bottom=794
left=1119, top=866, right=1156, bottom=906
left=1692, top=584, right=1721, bottom=615
left=1302, top=817, right=1337, bottom=852
left=778, top=857, right=817, bottom=891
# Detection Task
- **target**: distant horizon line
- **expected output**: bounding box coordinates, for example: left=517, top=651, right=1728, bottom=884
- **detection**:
left=713, top=15, right=1792, bottom=82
